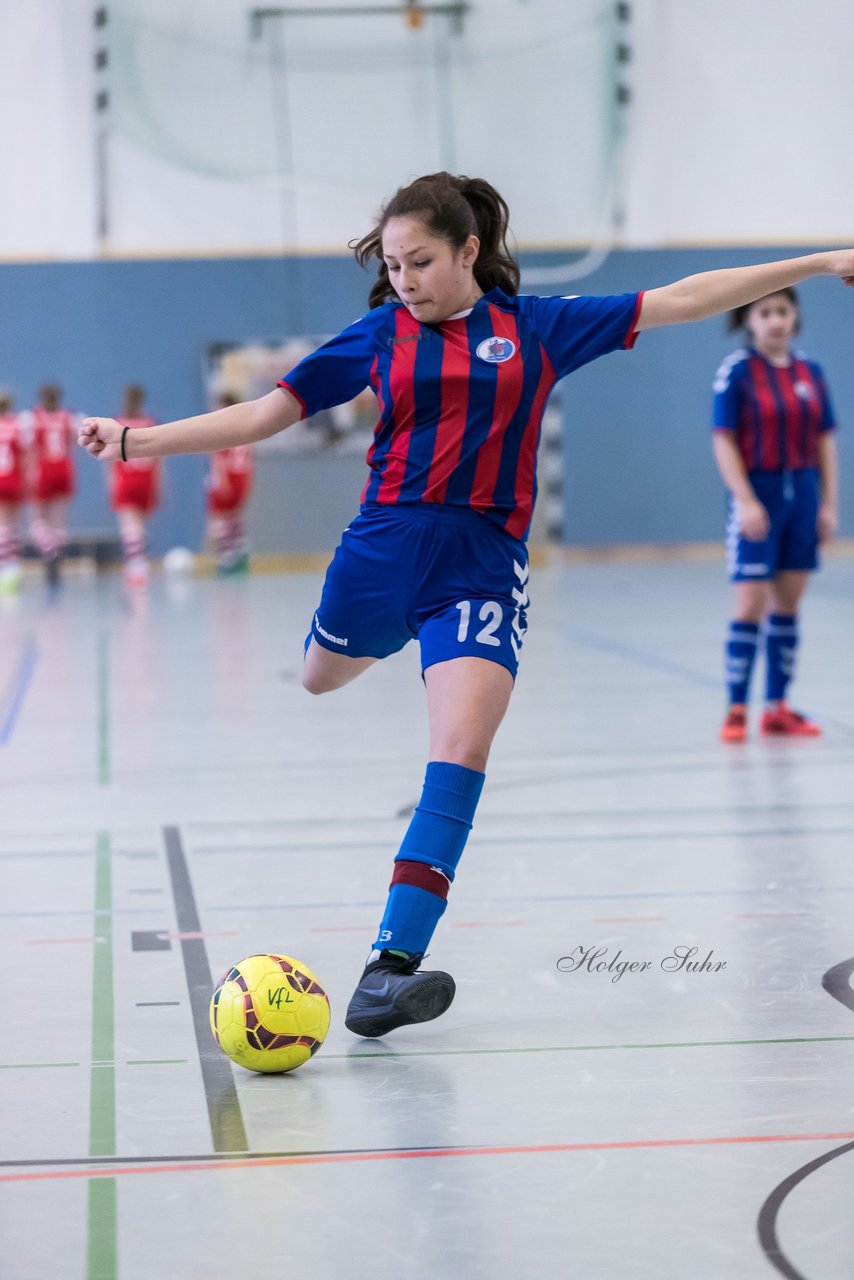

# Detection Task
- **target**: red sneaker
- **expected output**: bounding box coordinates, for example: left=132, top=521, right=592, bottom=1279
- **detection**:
left=760, top=703, right=821, bottom=737
left=720, top=705, right=747, bottom=743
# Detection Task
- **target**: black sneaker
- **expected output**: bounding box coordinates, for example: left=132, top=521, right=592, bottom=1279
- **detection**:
left=344, top=951, right=456, bottom=1038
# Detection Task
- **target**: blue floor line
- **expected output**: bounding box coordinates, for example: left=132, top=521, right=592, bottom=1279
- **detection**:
left=0, top=638, right=39, bottom=746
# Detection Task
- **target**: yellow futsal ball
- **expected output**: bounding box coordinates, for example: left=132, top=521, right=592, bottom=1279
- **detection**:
left=209, top=953, right=331, bottom=1073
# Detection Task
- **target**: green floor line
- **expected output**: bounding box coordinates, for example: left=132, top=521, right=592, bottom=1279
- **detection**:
left=87, top=1180, right=117, bottom=1280
left=0, top=1059, right=189, bottom=1070
left=329, top=1033, right=854, bottom=1062
left=87, top=831, right=117, bottom=1280
left=97, top=632, right=109, bottom=787
left=0, top=1062, right=81, bottom=1070
left=125, top=1059, right=189, bottom=1066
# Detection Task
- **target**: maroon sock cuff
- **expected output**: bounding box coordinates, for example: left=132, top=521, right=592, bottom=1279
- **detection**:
left=390, top=859, right=450, bottom=901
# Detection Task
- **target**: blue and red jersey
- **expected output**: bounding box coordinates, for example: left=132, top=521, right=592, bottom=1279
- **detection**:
left=278, top=286, right=642, bottom=540
left=712, top=347, right=836, bottom=472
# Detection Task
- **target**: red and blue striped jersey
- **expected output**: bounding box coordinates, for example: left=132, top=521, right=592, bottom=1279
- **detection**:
left=278, top=287, right=642, bottom=540
left=712, top=347, right=836, bottom=472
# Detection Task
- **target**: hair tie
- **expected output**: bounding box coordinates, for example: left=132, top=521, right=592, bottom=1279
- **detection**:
left=120, top=425, right=129, bottom=462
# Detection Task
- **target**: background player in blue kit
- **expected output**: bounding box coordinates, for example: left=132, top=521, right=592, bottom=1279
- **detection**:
left=79, top=172, right=854, bottom=1037
left=713, top=289, right=840, bottom=743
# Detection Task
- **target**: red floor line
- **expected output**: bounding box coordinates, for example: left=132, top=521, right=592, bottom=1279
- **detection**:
left=5, top=1130, right=854, bottom=1184
left=311, top=922, right=525, bottom=932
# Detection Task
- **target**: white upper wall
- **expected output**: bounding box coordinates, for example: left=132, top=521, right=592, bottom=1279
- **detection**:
left=0, top=0, right=97, bottom=259
left=0, top=0, right=852, bottom=259
left=626, top=0, right=854, bottom=245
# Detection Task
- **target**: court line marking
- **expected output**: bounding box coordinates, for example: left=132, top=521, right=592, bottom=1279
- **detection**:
left=163, top=825, right=248, bottom=1154
left=821, top=957, right=854, bottom=1014
left=311, top=923, right=564, bottom=935
left=0, top=1063, right=81, bottom=1070
left=25, top=936, right=109, bottom=945
left=329, top=1034, right=854, bottom=1062
left=569, top=626, right=854, bottom=734
left=185, top=826, right=854, bottom=856
left=9, top=877, right=853, bottom=923
left=200, top=884, right=854, bottom=912
left=4, top=1033, right=852, bottom=1073
left=123, top=746, right=854, bottom=788
left=5, top=888, right=850, bottom=925
left=182, top=794, right=854, bottom=833
left=593, top=916, right=667, bottom=923
left=1, top=908, right=170, bottom=918
left=87, top=830, right=116, bottom=1280
left=96, top=631, right=109, bottom=786
left=757, top=1139, right=854, bottom=1280
left=125, top=1059, right=189, bottom=1066
left=451, top=920, right=524, bottom=929
left=0, top=635, right=38, bottom=746
left=738, top=913, right=810, bottom=920
left=8, top=884, right=846, bottom=927
left=4, top=1130, right=854, bottom=1185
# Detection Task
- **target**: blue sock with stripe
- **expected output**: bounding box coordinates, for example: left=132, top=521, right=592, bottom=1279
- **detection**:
left=765, top=614, right=798, bottom=703
left=372, top=761, right=485, bottom=958
left=725, top=621, right=760, bottom=705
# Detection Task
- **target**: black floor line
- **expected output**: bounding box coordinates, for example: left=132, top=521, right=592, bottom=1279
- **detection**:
left=162, top=824, right=248, bottom=1153
left=821, top=957, right=854, bottom=1014
left=756, top=1139, right=854, bottom=1280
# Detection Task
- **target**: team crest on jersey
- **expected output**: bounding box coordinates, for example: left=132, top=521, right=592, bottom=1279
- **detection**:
left=476, top=336, right=516, bottom=364
left=793, top=381, right=815, bottom=400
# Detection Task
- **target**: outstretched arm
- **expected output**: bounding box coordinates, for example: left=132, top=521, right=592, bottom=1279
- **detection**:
left=78, top=387, right=302, bottom=462
left=637, top=250, right=854, bottom=331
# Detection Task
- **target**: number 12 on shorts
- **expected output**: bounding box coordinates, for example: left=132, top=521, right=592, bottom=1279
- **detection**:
left=455, top=600, right=502, bottom=647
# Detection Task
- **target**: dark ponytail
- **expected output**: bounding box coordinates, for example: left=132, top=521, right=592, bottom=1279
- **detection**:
left=727, top=286, right=800, bottom=334
left=351, top=172, right=521, bottom=309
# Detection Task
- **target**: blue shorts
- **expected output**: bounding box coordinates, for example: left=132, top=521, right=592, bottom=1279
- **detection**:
left=309, top=503, right=529, bottom=677
left=727, top=469, right=820, bottom=582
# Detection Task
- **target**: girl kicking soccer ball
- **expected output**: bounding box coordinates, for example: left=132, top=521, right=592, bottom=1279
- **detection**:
left=79, top=172, right=854, bottom=1037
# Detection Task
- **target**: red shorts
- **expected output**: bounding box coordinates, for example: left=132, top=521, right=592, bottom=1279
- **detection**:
left=112, top=467, right=159, bottom=514
left=0, top=473, right=24, bottom=503
left=208, top=472, right=251, bottom=515
left=35, top=460, right=74, bottom=501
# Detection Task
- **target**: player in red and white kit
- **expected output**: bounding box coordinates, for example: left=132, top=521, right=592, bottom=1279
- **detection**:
left=0, top=391, right=28, bottom=594
left=29, top=384, right=76, bottom=585
left=112, top=385, right=160, bottom=588
left=206, top=393, right=254, bottom=574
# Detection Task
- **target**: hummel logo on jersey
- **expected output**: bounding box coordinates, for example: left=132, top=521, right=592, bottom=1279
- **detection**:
left=476, top=336, right=516, bottom=364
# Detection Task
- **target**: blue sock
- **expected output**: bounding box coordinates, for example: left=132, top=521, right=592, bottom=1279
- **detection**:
left=372, top=761, right=485, bottom=958
left=725, top=621, right=760, bottom=705
left=765, top=613, right=798, bottom=703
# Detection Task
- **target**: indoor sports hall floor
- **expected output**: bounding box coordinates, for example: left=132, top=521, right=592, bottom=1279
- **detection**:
left=1, top=552, right=853, bottom=1280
